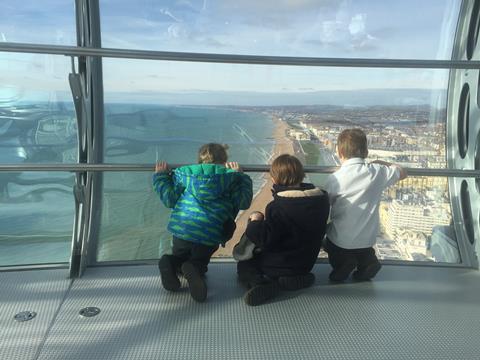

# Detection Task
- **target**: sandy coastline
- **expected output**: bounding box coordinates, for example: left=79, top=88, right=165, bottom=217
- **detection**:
left=214, top=116, right=294, bottom=257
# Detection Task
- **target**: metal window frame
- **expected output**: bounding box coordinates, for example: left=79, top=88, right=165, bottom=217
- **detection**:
left=0, top=164, right=479, bottom=178
left=85, top=257, right=472, bottom=269
left=0, top=0, right=478, bottom=274
left=67, top=0, right=104, bottom=278
left=447, top=0, right=480, bottom=269
left=1, top=41, right=480, bottom=69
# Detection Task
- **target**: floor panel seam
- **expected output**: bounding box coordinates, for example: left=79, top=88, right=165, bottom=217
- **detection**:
left=32, top=278, right=74, bottom=360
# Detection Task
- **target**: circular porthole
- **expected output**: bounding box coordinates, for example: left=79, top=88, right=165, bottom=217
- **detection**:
left=458, top=83, right=470, bottom=159
left=460, top=180, right=475, bottom=244
left=467, top=0, right=480, bottom=60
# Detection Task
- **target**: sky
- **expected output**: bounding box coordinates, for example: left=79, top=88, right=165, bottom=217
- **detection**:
left=0, top=0, right=462, bottom=105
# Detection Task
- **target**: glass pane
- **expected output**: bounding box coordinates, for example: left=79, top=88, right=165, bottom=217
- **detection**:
left=0, top=53, right=78, bottom=266
left=0, top=53, right=78, bottom=164
left=100, top=0, right=460, bottom=59
left=97, top=59, right=455, bottom=262
left=97, top=172, right=169, bottom=261
left=0, top=1, right=76, bottom=44
left=0, top=172, right=75, bottom=266
left=382, top=177, right=457, bottom=262
left=314, top=176, right=458, bottom=263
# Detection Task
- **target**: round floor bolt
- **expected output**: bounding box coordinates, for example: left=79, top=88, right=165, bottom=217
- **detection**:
left=14, top=311, right=37, bottom=322
left=79, top=307, right=100, bottom=317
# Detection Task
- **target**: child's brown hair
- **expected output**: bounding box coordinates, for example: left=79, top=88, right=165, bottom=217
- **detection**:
left=270, top=154, right=305, bottom=186
left=337, top=129, right=368, bottom=159
left=198, top=143, right=228, bottom=164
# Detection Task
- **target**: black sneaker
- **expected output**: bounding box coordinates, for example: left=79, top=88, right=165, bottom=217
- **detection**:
left=352, top=262, right=382, bottom=282
left=329, top=260, right=357, bottom=282
left=158, top=255, right=180, bottom=291
left=244, top=282, right=280, bottom=306
left=181, top=261, right=207, bottom=302
left=278, top=273, right=315, bottom=291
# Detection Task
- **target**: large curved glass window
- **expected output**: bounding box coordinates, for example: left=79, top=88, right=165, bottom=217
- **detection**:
left=100, top=0, right=460, bottom=59
left=0, top=0, right=467, bottom=267
left=94, top=59, right=458, bottom=263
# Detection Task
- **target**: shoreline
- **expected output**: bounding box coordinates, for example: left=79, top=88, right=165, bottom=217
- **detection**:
left=214, top=116, right=295, bottom=257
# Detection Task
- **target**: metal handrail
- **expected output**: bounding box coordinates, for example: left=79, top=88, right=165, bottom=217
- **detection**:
left=1, top=42, right=480, bottom=69
left=0, top=163, right=479, bottom=177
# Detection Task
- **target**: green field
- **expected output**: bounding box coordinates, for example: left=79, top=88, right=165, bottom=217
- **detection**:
left=286, top=121, right=304, bottom=130
left=300, top=140, right=320, bottom=165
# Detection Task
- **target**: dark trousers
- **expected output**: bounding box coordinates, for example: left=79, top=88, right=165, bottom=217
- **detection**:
left=166, top=236, right=218, bottom=275
left=324, top=238, right=379, bottom=273
left=237, top=257, right=274, bottom=289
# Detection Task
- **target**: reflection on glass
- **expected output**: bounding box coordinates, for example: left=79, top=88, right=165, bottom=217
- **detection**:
left=0, top=54, right=77, bottom=266
left=100, top=0, right=459, bottom=59
left=0, top=54, right=78, bottom=163
left=0, top=172, right=75, bottom=266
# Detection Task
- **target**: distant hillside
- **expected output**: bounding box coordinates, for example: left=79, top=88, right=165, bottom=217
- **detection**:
left=107, top=88, right=447, bottom=107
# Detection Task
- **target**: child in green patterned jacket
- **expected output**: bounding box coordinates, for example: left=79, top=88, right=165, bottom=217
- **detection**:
left=153, top=143, right=253, bottom=302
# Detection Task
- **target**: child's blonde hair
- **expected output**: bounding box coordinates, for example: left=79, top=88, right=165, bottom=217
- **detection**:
left=198, top=143, right=229, bottom=164
left=337, top=129, right=368, bottom=159
left=270, top=154, right=304, bottom=186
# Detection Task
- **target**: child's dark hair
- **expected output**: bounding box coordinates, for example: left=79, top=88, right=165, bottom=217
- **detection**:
left=337, top=129, right=368, bottom=159
left=270, top=154, right=305, bottom=186
left=198, top=143, right=229, bottom=164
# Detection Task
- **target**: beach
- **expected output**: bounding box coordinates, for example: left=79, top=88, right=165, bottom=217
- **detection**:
left=214, top=116, right=294, bottom=257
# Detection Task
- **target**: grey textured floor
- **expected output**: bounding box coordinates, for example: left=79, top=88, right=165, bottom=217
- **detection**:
left=0, top=270, right=71, bottom=360
left=1, top=264, right=479, bottom=360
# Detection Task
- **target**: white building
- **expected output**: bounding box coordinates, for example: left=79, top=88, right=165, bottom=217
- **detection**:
left=385, top=200, right=451, bottom=237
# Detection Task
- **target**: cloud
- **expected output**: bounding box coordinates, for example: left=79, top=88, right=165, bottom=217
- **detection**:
left=217, top=0, right=335, bottom=12
left=175, top=0, right=196, bottom=10
left=167, top=23, right=188, bottom=38
left=348, top=13, right=377, bottom=50
left=159, top=8, right=182, bottom=23
left=320, top=20, right=344, bottom=44
left=349, top=14, right=366, bottom=35
left=124, top=17, right=167, bottom=29
left=304, top=12, right=377, bottom=52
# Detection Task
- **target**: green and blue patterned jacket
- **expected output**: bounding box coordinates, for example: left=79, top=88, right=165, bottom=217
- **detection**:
left=153, top=164, right=253, bottom=246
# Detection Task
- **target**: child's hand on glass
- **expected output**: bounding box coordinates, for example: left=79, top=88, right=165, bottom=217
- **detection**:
left=155, top=161, right=169, bottom=173
left=249, top=211, right=264, bottom=222
left=225, top=161, right=242, bottom=172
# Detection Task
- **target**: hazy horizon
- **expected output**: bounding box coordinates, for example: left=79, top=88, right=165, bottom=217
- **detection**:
left=4, top=87, right=447, bottom=108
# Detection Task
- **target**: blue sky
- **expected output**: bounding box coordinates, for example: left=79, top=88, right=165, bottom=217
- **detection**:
left=99, top=0, right=458, bottom=59
left=0, top=0, right=461, bottom=105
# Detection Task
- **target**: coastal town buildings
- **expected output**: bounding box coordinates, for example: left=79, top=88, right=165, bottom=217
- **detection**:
left=281, top=105, right=451, bottom=262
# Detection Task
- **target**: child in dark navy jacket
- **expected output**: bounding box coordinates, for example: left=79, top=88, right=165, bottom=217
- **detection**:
left=235, top=154, right=330, bottom=306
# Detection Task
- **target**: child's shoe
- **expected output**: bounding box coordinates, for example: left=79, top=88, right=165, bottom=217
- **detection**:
left=352, top=262, right=382, bottom=282
left=329, top=260, right=357, bottom=282
left=244, top=282, right=280, bottom=306
left=158, top=255, right=180, bottom=291
left=181, top=261, right=207, bottom=302
left=278, top=273, right=315, bottom=290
